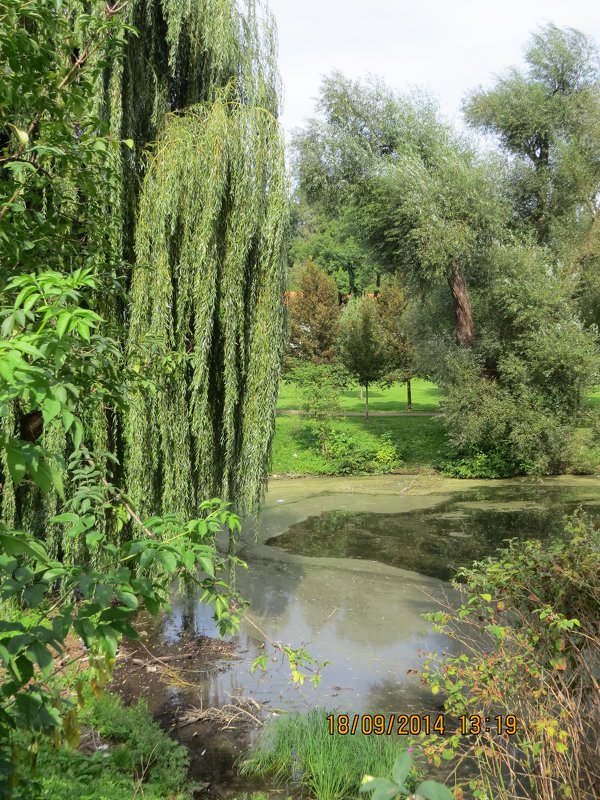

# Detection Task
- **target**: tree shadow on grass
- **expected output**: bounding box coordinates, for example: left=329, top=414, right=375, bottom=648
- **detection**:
left=290, top=420, right=320, bottom=450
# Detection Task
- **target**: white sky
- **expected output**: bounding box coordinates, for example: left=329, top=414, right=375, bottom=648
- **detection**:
left=267, top=0, right=600, bottom=139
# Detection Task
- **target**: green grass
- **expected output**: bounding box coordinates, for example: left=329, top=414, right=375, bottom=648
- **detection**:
left=240, top=710, right=412, bottom=800
left=273, top=381, right=600, bottom=477
left=277, top=378, right=443, bottom=413
left=271, top=415, right=446, bottom=475
left=583, top=387, right=600, bottom=409
left=31, top=691, right=191, bottom=800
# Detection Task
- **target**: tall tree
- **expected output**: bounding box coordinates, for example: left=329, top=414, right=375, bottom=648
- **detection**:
left=292, top=73, right=506, bottom=347
left=288, top=258, right=341, bottom=364
left=1, top=0, right=288, bottom=529
left=109, top=0, right=287, bottom=517
left=464, top=24, right=600, bottom=246
left=337, top=296, right=388, bottom=418
left=359, top=142, right=506, bottom=347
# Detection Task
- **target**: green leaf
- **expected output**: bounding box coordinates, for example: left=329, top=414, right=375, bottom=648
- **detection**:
left=72, top=418, right=84, bottom=449
left=51, top=513, right=80, bottom=524
left=61, top=408, right=75, bottom=432
left=42, top=398, right=62, bottom=424
left=85, top=531, right=104, bottom=549
left=25, top=642, right=53, bottom=675
left=6, top=442, right=26, bottom=487
left=415, top=781, right=454, bottom=800
left=23, top=583, right=47, bottom=608
left=156, top=549, right=177, bottom=573
left=392, top=752, right=411, bottom=787
left=77, top=322, right=90, bottom=341
left=29, top=458, right=54, bottom=494
left=56, top=312, right=70, bottom=339
left=0, top=532, right=50, bottom=564
left=199, top=556, right=215, bottom=577
left=9, top=125, right=29, bottom=146
left=116, top=591, right=138, bottom=610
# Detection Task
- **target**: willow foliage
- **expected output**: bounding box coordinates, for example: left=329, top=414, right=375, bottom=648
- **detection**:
left=110, top=1, right=288, bottom=516
left=128, top=92, right=287, bottom=515
left=2, top=0, right=288, bottom=557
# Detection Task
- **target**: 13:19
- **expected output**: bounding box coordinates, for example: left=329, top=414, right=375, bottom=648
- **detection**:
left=460, top=714, right=518, bottom=736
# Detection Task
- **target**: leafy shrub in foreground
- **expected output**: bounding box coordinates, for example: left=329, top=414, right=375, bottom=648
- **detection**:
left=422, top=514, right=600, bottom=800
left=30, top=692, right=190, bottom=800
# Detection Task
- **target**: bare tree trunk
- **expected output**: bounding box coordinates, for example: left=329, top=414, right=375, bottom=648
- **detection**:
left=447, top=266, right=474, bottom=347
left=359, top=385, right=363, bottom=401
left=406, top=379, right=412, bottom=412
left=365, top=383, right=369, bottom=420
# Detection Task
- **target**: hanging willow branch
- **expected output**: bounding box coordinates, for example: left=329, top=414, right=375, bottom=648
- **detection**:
left=3, top=0, right=287, bottom=557
left=127, top=89, right=288, bottom=517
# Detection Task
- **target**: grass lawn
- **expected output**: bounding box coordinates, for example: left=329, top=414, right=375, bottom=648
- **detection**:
left=277, top=378, right=444, bottom=413
left=272, top=381, right=600, bottom=477
left=271, top=414, right=446, bottom=475
left=584, top=387, right=600, bottom=409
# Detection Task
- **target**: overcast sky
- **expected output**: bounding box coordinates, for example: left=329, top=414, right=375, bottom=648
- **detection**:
left=267, top=0, right=600, bottom=139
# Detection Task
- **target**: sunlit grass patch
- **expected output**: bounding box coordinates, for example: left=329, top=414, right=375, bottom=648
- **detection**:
left=240, top=709, right=410, bottom=800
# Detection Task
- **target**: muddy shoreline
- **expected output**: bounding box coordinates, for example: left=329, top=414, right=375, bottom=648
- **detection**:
left=111, top=625, right=272, bottom=799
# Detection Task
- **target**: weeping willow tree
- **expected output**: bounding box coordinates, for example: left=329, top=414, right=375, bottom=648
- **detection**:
left=105, top=0, right=288, bottom=515
left=127, top=92, right=287, bottom=516
left=2, top=0, right=287, bottom=559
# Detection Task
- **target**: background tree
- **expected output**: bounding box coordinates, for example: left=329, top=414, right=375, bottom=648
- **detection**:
left=376, top=282, right=417, bottom=410
left=464, top=24, right=600, bottom=247
left=292, top=73, right=507, bottom=348
left=293, top=63, right=600, bottom=475
left=289, top=201, right=375, bottom=294
left=359, top=138, right=507, bottom=348
left=337, top=297, right=389, bottom=418
left=442, top=242, right=599, bottom=476
left=288, top=258, right=341, bottom=364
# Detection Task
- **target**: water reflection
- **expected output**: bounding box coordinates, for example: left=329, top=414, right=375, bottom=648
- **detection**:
left=266, top=484, right=600, bottom=580
left=153, top=476, right=600, bottom=715
left=160, top=556, right=447, bottom=713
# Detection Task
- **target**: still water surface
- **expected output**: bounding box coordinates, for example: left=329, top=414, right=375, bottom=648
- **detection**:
left=157, top=475, right=600, bottom=715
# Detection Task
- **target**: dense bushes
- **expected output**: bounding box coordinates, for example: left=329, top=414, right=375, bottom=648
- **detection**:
left=436, top=244, right=600, bottom=478
left=28, top=691, right=191, bottom=800
left=422, top=515, right=600, bottom=800
left=326, top=429, right=402, bottom=474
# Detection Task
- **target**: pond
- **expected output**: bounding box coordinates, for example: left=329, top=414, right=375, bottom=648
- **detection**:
left=114, top=474, right=600, bottom=790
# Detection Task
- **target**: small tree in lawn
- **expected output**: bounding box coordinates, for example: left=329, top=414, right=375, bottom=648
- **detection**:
left=338, top=297, right=388, bottom=419
left=288, top=258, right=341, bottom=363
left=377, top=282, right=417, bottom=411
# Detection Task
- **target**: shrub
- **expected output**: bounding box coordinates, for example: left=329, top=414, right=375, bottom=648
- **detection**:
left=326, top=429, right=378, bottom=473
left=22, top=690, right=191, bottom=800
left=422, top=514, right=600, bottom=800
left=326, top=429, right=402, bottom=474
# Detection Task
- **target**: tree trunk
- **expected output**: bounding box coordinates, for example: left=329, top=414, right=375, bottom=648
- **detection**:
left=406, top=379, right=412, bottom=412
left=374, top=272, right=381, bottom=298
left=348, top=265, right=356, bottom=295
left=365, top=382, right=369, bottom=420
left=447, top=266, right=474, bottom=347
left=359, top=385, right=363, bottom=401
